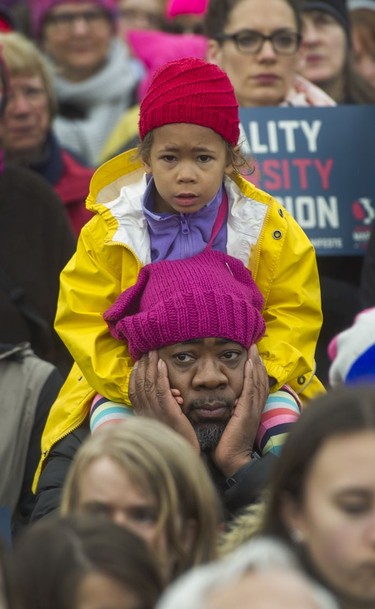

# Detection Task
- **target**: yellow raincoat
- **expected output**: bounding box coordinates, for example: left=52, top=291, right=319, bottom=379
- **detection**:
left=33, top=149, right=324, bottom=489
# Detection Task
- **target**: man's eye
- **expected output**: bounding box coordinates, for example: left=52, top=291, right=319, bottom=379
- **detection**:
left=174, top=353, right=194, bottom=363
left=221, top=351, right=241, bottom=361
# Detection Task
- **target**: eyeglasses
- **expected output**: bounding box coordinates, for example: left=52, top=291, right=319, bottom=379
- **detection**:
left=216, top=29, right=302, bottom=55
left=44, top=9, right=110, bottom=34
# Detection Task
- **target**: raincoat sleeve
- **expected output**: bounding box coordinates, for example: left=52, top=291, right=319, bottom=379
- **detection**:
left=252, top=203, right=324, bottom=398
left=55, top=215, right=138, bottom=405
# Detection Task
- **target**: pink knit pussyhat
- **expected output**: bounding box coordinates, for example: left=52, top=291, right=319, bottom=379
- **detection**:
left=28, top=0, right=117, bottom=37
left=166, top=0, right=209, bottom=17
left=139, top=57, right=240, bottom=146
left=104, top=250, right=266, bottom=361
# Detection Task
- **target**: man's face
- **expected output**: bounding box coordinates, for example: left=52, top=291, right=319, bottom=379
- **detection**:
left=158, top=338, right=247, bottom=452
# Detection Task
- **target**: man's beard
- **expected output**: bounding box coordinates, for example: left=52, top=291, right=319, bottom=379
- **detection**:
left=186, top=396, right=233, bottom=453
left=192, top=421, right=226, bottom=453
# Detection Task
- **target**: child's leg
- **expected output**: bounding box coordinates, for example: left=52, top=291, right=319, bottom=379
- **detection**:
left=90, top=393, right=134, bottom=434
left=90, top=386, right=301, bottom=451
left=255, top=386, right=301, bottom=456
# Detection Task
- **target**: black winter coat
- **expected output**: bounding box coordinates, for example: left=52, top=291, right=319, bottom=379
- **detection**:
left=0, top=165, right=76, bottom=378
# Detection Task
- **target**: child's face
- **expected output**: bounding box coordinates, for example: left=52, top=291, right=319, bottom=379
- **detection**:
left=142, top=123, right=233, bottom=214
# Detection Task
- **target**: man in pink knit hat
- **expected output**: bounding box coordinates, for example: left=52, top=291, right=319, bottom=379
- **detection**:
left=104, top=249, right=267, bottom=463
left=31, top=250, right=283, bottom=522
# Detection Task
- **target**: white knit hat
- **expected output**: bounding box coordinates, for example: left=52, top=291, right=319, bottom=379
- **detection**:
left=328, top=308, right=375, bottom=386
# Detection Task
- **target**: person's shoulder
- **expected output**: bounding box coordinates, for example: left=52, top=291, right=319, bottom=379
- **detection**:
left=1, top=164, right=64, bottom=207
left=0, top=164, right=76, bottom=245
left=60, top=149, right=95, bottom=181
left=230, top=172, right=283, bottom=210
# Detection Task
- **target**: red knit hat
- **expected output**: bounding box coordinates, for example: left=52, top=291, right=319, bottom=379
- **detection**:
left=139, top=57, right=240, bottom=146
left=104, top=250, right=265, bottom=361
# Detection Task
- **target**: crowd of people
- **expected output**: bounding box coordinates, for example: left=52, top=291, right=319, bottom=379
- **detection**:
left=0, top=0, right=374, bottom=608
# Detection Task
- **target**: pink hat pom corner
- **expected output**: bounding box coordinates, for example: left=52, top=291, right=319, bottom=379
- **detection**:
left=166, top=0, right=209, bottom=17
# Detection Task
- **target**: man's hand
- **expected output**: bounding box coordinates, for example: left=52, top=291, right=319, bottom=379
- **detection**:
left=129, top=351, right=200, bottom=453
left=212, top=345, right=269, bottom=478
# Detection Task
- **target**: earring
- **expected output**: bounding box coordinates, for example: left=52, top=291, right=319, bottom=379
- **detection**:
left=290, top=528, right=304, bottom=543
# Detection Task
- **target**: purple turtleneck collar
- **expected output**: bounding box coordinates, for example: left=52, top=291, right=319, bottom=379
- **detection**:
left=142, top=176, right=228, bottom=262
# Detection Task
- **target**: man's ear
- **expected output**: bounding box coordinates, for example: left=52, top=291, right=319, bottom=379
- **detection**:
left=206, top=39, right=223, bottom=66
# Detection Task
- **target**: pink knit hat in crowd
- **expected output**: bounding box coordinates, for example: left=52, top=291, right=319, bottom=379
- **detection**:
left=28, top=0, right=117, bottom=37
left=166, top=0, right=209, bottom=17
left=139, top=57, right=240, bottom=146
left=104, top=250, right=265, bottom=361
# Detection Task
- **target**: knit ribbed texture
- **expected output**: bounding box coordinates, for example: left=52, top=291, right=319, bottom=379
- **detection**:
left=104, top=250, right=265, bottom=361
left=28, top=0, right=117, bottom=36
left=139, top=57, right=240, bottom=146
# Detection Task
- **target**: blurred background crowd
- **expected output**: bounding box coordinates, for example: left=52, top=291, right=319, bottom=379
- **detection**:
left=0, top=1, right=375, bottom=608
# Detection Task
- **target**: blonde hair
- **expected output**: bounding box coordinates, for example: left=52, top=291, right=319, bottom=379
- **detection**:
left=61, top=418, right=221, bottom=577
left=0, top=31, right=57, bottom=118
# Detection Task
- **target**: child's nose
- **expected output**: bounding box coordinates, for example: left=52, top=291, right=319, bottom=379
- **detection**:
left=177, top=161, right=197, bottom=182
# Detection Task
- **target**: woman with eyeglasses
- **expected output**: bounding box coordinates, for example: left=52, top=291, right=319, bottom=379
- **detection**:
left=204, top=0, right=334, bottom=107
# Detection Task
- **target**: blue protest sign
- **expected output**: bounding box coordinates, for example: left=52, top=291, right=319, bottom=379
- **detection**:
left=239, top=105, right=375, bottom=256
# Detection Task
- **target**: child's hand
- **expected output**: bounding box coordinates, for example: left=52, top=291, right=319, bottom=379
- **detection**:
left=171, top=388, right=183, bottom=406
